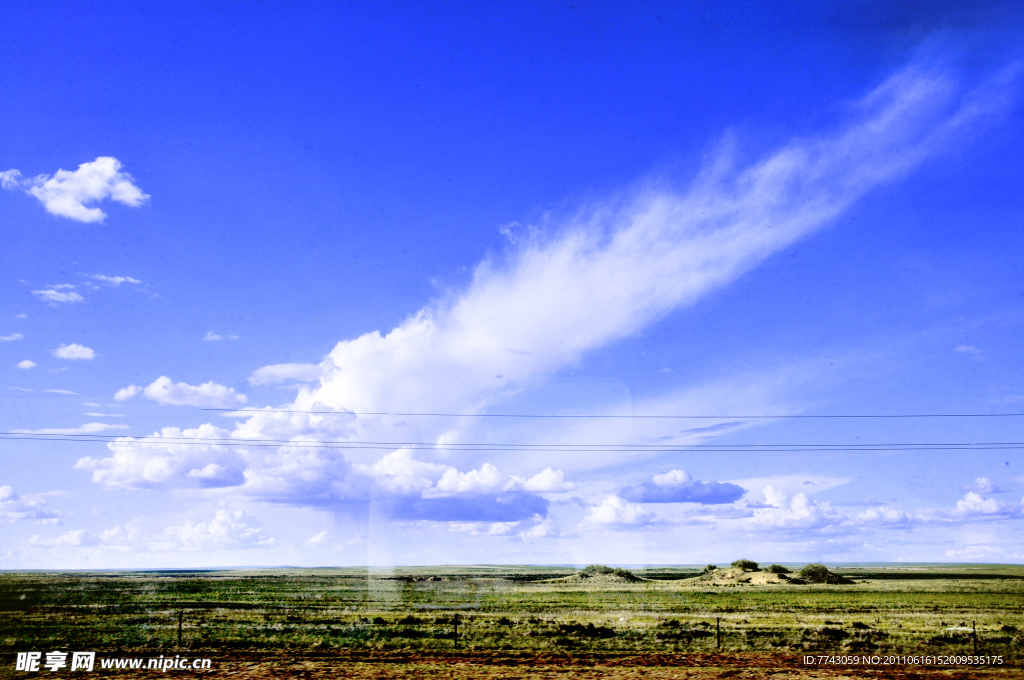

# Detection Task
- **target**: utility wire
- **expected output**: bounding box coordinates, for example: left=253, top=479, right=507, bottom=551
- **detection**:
left=2, top=431, right=1023, bottom=453
left=200, top=408, right=1024, bottom=419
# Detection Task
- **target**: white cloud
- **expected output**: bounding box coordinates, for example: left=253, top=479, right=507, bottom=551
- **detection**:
left=519, top=515, right=559, bottom=540
left=44, top=389, right=79, bottom=395
left=745, top=486, right=845, bottom=530
left=1, top=157, right=149, bottom=223
left=204, top=331, right=239, bottom=341
left=964, top=477, right=1001, bottom=493
left=435, top=463, right=504, bottom=495
left=953, top=492, right=1015, bottom=517
left=16, top=359, right=36, bottom=369
left=33, top=287, right=84, bottom=305
left=511, top=467, right=575, bottom=492
left=305, top=531, right=327, bottom=546
left=579, top=495, right=662, bottom=529
left=91, top=274, right=142, bottom=286
left=16, top=313, right=27, bottom=318
left=75, top=424, right=248, bottom=490
left=448, top=520, right=521, bottom=536
left=248, top=363, right=323, bottom=385
left=70, top=61, right=1018, bottom=527
left=148, top=509, right=274, bottom=551
left=1, top=333, right=23, bottom=342
left=52, top=344, right=95, bottom=360
left=114, top=385, right=142, bottom=401
left=851, top=505, right=911, bottom=525
left=0, top=486, right=60, bottom=524
left=117, top=376, right=248, bottom=408
left=652, top=469, right=692, bottom=486
left=355, top=449, right=448, bottom=495
left=954, top=345, right=983, bottom=356
left=13, top=423, right=129, bottom=435
left=30, top=530, right=97, bottom=547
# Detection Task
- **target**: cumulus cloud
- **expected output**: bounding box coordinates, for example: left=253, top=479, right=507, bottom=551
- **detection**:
left=33, top=286, right=84, bottom=305
left=952, top=492, right=1019, bottom=517
left=964, top=477, right=1001, bottom=493
left=0, top=486, right=60, bottom=523
left=16, top=359, right=36, bottom=369
left=116, top=376, right=248, bottom=408
left=149, top=509, right=274, bottom=551
left=851, top=505, right=912, bottom=525
left=579, top=495, right=664, bottom=529
left=620, top=469, right=745, bottom=504
left=248, top=363, right=323, bottom=385
left=113, top=385, right=142, bottom=401
left=1, top=333, right=23, bottom=342
left=744, top=486, right=845, bottom=530
left=72, top=60, right=1019, bottom=530
left=1, top=157, right=149, bottom=222
left=74, top=424, right=248, bottom=490
left=435, top=463, right=504, bottom=495
left=512, top=467, right=575, bottom=493
left=52, top=343, right=95, bottom=360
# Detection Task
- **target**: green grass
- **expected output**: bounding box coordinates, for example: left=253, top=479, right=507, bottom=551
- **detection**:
left=1, top=564, right=1022, bottom=658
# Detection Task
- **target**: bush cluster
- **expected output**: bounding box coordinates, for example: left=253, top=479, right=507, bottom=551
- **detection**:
left=799, top=563, right=831, bottom=583
left=765, top=564, right=790, bottom=574
left=730, top=559, right=759, bottom=571
left=579, top=564, right=637, bottom=579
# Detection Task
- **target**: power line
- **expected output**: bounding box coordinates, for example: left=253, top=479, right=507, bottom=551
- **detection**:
left=2, top=431, right=1023, bottom=453
left=200, top=408, right=1024, bottom=419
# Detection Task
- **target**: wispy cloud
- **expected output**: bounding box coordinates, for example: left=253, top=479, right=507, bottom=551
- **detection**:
left=0, top=486, right=60, bottom=524
left=204, top=331, right=239, bottom=342
left=0, top=333, right=23, bottom=342
left=14, top=423, right=129, bottom=435
left=248, top=363, right=322, bottom=385
left=25, top=510, right=274, bottom=552
left=90, top=274, right=142, bottom=286
left=1, top=157, right=149, bottom=223
left=74, top=60, right=1023, bottom=529
left=33, top=286, right=84, bottom=305
left=16, top=360, right=36, bottom=369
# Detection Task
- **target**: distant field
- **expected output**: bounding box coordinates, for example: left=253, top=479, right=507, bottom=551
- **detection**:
left=2, top=564, right=1022, bottom=678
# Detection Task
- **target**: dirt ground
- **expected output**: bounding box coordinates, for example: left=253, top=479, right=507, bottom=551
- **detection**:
left=25, top=651, right=1015, bottom=680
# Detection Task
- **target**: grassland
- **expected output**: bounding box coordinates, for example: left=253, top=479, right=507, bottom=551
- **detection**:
left=1, top=564, right=1022, bottom=678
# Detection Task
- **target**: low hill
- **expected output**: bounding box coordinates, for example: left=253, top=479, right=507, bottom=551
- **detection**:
left=689, top=566, right=854, bottom=586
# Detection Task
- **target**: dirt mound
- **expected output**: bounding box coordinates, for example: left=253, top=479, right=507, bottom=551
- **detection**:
left=690, top=567, right=794, bottom=586
left=689, top=566, right=853, bottom=587
left=550, top=565, right=645, bottom=583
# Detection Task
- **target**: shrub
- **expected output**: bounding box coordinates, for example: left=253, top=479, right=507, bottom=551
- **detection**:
left=702, top=564, right=718, bottom=574
left=731, top=559, right=759, bottom=571
left=766, top=564, right=790, bottom=574
left=579, top=564, right=638, bottom=580
left=800, top=563, right=831, bottom=583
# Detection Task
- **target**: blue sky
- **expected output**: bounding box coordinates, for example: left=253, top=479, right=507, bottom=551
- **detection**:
left=2, top=1, right=1024, bottom=568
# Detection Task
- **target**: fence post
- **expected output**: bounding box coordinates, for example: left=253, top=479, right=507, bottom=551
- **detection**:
left=177, top=610, right=183, bottom=648
left=716, top=616, right=721, bottom=649
left=454, top=613, right=459, bottom=649
left=973, top=621, right=977, bottom=655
